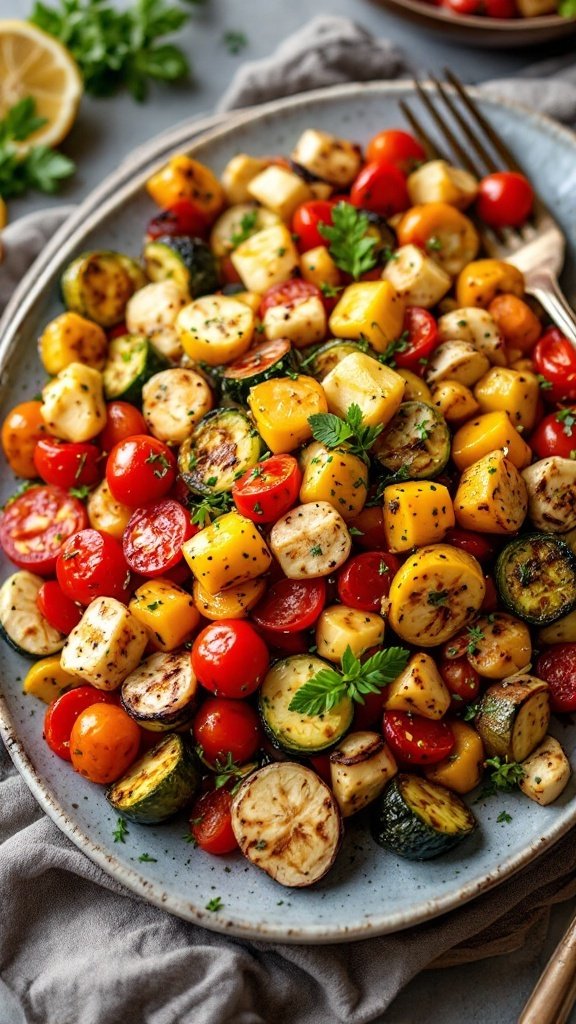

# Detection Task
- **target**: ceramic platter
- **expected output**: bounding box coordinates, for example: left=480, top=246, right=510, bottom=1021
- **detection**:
left=1, top=82, right=576, bottom=944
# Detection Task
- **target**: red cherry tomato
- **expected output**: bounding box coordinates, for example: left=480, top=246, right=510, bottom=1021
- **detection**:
left=444, top=528, right=495, bottom=564
left=37, top=579, right=82, bottom=635
left=106, top=435, right=176, bottom=507
left=193, top=697, right=262, bottom=766
left=439, top=657, right=481, bottom=711
left=476, top=172, right=534, bottom=228
left=350, top=161, right=409, bottom=219
left=533, top=329, right=576, bottom=404
left=291, top=200, right=335, bottom=252
left=308, top=753, right=332, bottom=786
left=337, top=551, right=400, bottom=612
left=352, top=689, right=389, bottom=732
left=122, top=498, right=195, bottom=577
left=108, top=323, right=128, bottom=341
left=254, top=624, right=309, bottom=655
left=0, top=485, right=88, bottom=576
left=259, top=279, right=322, bottom=319
left=145, top=199, right=208, bottom=241
left=44, top=686, right=117, bottom=761
left=383, top=710, right=455, bottom=764
left=393, top=307, right=439, bottom=372
left=531, top=408, right=576, bottom=460
left=70, top=703, right=141, bottom=784
left=443, top=0, right=515, bottom=15
left=232, top=454, right=302, bottom=523
left=536, top=645, right=576, bottom=713
left=188, top=787, right=238, bottom=855
left=192, top=620, right=269, bottom=699
left=481, top=574, right=499, bottom=614
left=347, top=505, right=387, bottom=550
left=365, top=130, right=426, bottom=175
left=252, top=577, right=326, bottom=633
left=98, top=403, right=148, bottom=453
left=33, top=439, right=101, bottom=490
left=56, top=528, right=131, bottom=605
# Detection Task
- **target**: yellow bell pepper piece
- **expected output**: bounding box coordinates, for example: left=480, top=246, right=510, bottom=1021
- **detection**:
left=321, top=351, right=405, bottom=428
left=456, top=259, right=524, bottom=308
left=146, top=154, right=224, bottom=220
left=425, top=721, right=485, bottom=794
left=452, top=411, right=532, bottom=472
left=39, top=312, right=108, bottom=376
left=192, top=577, right=266, bottom=620
left=383, top=481, right=455, bottom=553
left=248, top=375, right=327, bottom=454
left=300, top=246, right=341, bottom=291
left=329, top=281, right=405, bottom=352
left=129, top=579, right=200, bottom=651
left=454, top=450, right=528, bottom=535
left=299, top=442, right=368, bottom=521
left=182, top=511, right=272, bottom=595
left=473, top=367, right=540, bottom=431
left=23, top=655, right=80, bottom=704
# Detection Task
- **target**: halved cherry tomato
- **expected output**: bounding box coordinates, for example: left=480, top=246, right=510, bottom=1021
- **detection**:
left=259, top=279, right=322, bottom=318
left=337, top=551, right=400, bottom=612
left=393, top=307, right=439, bottom=371
left=383, top=710, right=455, bottom=764
left=98, top=403, right=148, bottom=453
left=145, top=199, right=208, bottom=241
left=192, top=697, right=262, bottom=765
left=291, top=200, right=334, bottom=252
left=530, top=407, right=576, bottom=459
left=533, top=328, right=576, bottom=404
left=438, top=657, right=481, bottom=710
left=365, top=130, right=426, bottom=175
left=122, top=498, right=195, bottom=577
left=192, top=620, right=269, bottom=698
left=444, top=528, right=495, bottom=564
left=189, top=787, right=238, bottom=855
left=1, top=400, right=47, bottom=478
left=37, top=579, right=82, bottom=635
left=44, top=686, right=117, bottom=761
left=476, top=172, right=534, bottom=228
left=536, top=645, right=576, bottom=713
left=350, top=161, right=409, bottom=219
left=0, top=485, right=88, bottom=575
left=232, top=454, right=302, bottom=523
left=33, top=439, right=101, bottom=490
left=106, top=435, right=176, bottom=507
left=70, top=703, right=141, bottom=783
left=252, top=577, right=326, bottom=633
left=56, top=528, right=131, bottom=605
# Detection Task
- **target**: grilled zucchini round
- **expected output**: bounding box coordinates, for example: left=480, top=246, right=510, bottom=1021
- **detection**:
left=107, top=732, right=199, bottom=823
left=496, top=533, right=576, bottom=626
left=143, top=235, right=219, bottom=298
left=102, top=334, right=168, bottom=404
left=61, top=250, right=146, bottom=327
left=221, top=338, right=296, bottom=402
left=178, top=407, right=262, bottom=495
left=259, top=655, right=353, bottom=755
left=120, top=651, right=198, bottom=731
left=373, top=401, right=451, bottom=480
left=370, top=773, right=476, bottom=860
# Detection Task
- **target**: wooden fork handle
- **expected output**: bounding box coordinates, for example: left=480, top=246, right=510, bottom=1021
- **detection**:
left=525, top=268, right=576, bottom=349
left=518, top=904, right=576, bottom=1024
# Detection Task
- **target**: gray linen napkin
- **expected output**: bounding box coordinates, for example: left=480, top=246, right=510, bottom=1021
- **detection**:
left=2, top=16, right=576, bottom=1024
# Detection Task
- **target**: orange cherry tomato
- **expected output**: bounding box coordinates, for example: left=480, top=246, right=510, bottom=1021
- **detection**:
left=70, top=704, right=141, bottom=784
left=1, top=400, right=47, bottom=478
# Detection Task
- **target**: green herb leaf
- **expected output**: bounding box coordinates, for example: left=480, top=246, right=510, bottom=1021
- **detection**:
left=231, top=209, right=258, bottom=248
left=559, top=0, right=576, bottom=15
left=288, top=645, right=410, bottom=717
left=206, top=896, right=224, bottom=911
left=69, top=484, right=91, bottom=501
left=222, top=29, right=248, bottom=54
left=308, top=402, right=384, bottom=462
left=477, top=756, right=525, bottom=800
left=0, top=96, right=47, bottom=145
left=113, top=817, right=129, bottom=843
left=0, top=97, right=75, bottom=200
left=190, top=490, right=232, bottom=527
left=138, top=852, right=158, bottom=862
left=496, top=810, right=512, bottom=824
left=318, top=202, right=378, bottom=280
left=556, top=408, right=576, bottom=437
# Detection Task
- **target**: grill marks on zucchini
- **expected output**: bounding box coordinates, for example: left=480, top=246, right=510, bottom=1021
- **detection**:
left=107, top=733, right=199, bottom=823
left=371, top=774, right=476, bottom=860
left=178, top=408, right=262, bottom=495
left=143, top=235, right=219, bottom=298
left=61, top=251, right=146, bottom=327
left=373, top=401, right=450, bottom=480
left=221, top=338, right=296, bottom=402
left=120, top=651, right=198, bottom=730
left=475, top=676, right=550, bottom=762
left=496, top=534, right=576, bottom=626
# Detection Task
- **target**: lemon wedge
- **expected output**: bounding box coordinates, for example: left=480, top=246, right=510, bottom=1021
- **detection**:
left=0, top=19, right=82, bottom=151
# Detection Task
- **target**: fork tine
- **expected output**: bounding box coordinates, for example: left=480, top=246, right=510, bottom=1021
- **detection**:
left=443, top=69, right=525, bottom=175
left=413, top=77, right=480, bottom=178
left=398, top=100, right=447, bottom=162
left=429, top=75, right=499, bottom=176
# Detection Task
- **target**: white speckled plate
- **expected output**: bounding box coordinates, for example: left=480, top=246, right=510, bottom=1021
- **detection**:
left=1, top=82, right=576, bottom=944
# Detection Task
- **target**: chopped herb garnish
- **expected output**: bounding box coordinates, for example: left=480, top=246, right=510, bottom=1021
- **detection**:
left=496, top=811, right=512, bottom=824
left=113, top=818, right=128, bottom=843
left=222, top=29, right=248, bottom=54
left=231, top=209, right=258, bottom=248
left=138, top=853, right=158, bottom=862
left=205, top=896, right=224, bottom=911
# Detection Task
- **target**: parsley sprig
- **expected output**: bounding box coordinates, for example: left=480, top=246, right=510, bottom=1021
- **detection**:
left=318, top=202, right=378, bottom=280
left=189, top=491, right=232, bottom=527
left=0, top=98, right=75, bottom=200
left=477, top=756, right=525, bottom=800
left=230, top=209, right=258, bottom=248
left=308, top=403, right=384, bottom=463
left=288, top=645, right=409, bottom=717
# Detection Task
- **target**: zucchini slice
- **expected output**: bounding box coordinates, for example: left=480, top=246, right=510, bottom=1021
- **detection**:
left=178, top=407, right=262, bottom=495
left=370, top=773, right=476, bottom=860
left=301, top=339, right=369, bottom=381
left=107, top=733, right=199, bottom=823
left=474, top=675, right=550, bottom=762
left=120, top=651, right=198, bottom=731
left=209, top=203, right=281, bottom=258
left=102, top=334, right=168, bottom=403
left=143, top=235, right=219, bottom=298
left=373, top=401, right=451, bottom=480
left=231, top=762, right=343, bottom=887
left=61, top=250, right=146, bottom=327
left=0, top=571, right=65, bottom=659
left=220, top=338, right=296, bottom=402
left=259, top=655, right=353, bottom=755
left=496, top=533, right=576, bottom=626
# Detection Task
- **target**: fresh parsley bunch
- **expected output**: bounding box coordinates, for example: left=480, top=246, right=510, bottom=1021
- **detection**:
left=0, top=98, right=75, bottom=199
left=288, top=645, right=410, bottom=717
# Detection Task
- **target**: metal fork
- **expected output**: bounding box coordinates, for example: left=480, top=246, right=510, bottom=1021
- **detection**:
left=400, top=71, right=576, bottom=347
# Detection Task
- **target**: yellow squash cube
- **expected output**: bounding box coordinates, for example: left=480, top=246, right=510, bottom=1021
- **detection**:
left=425, top=721, right=485, bottom=794
left=452, top=411, right=532, bottom=472
left=300, top=246, right=341, bottom=291
left=129, top=579, right=200, bottom=651
left=473, top=367, right=540, bottom=431
left=322, top=351, right=405, bottom=429
left=87, top=479, right=132, bottom=540
left=248, top=375, right=327, bottom=453
left=299, top=441, right=368, bottom=520
left=383, top=481, right=455, bottom=553
left=329, top=281, right=404, bottom=352
left=182, top=511, right=271, bottom=594
left=39, top=312, right=108, bottom=376
left=23, top=655, right=80, bottom=704
left=454, top=450, right=528, bottom=535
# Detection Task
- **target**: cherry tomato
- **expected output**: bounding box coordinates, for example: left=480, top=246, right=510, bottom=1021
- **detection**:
left=393, top=307, right=439, bottom=372
left=536, top=645, right=576, bottom=713
left=350, top=161, right=409, bottom=219
left=308, top=753, right=332, bottom=786
left=56, top=528, right=131, bottom=605
left=444, top=528, right=495, bottom=564
left=192, top=697, right=262, bottom=767
left=70, top=703, right=141, bottom=783
left=481, top=574, right=499, bottom=614
left=352, top=689, right=389, bottom=732
left=33, top=438, right=101, bottom=490
left=383, top=710, right=455, bottom=764
left=259, top=279, right=322, bottom=319
left=291, top=200, right=334, bottom=252
left=1, top=400, right=47, bottom=478
left=443, top=0, right=515, bottom=15
left=122, top=498, right=195, bottom=577
left=188, top=787, right=238, bottom=855
left=37, top=579, right=82, bottom=635
left=254, top=624, right=309, bottom=655
left=106, top=435, right=176, bottom=507
left=232, top=454, right=302, bottom=523
left=533, top=327, right=576, bottom=404
left=108, top=323, right=128, bottom=340
left=347, top=504, right=387, bottom=550
left=98, top=403, right=148, bottom=453
left=145, top=199, right=208, bottom=241
left=337, top=551, right=400, bottom=612
left=44, top=686, right=116, bottom=761
left=252, top=577, right=326, bottom=633
left=0, top=485, right=88, bottom=575
left=439, top=657, right=481, bottom=710
left=192, top=620, right=269, bottom=698
left=476, top=172, right=534, bottom=228
left=530, top=407, right=576, bottom=460
left=365, top=130, right=426, bottom=175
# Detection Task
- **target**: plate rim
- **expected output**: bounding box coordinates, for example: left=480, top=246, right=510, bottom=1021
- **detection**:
left=374, top=0, right=575, bottom=33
